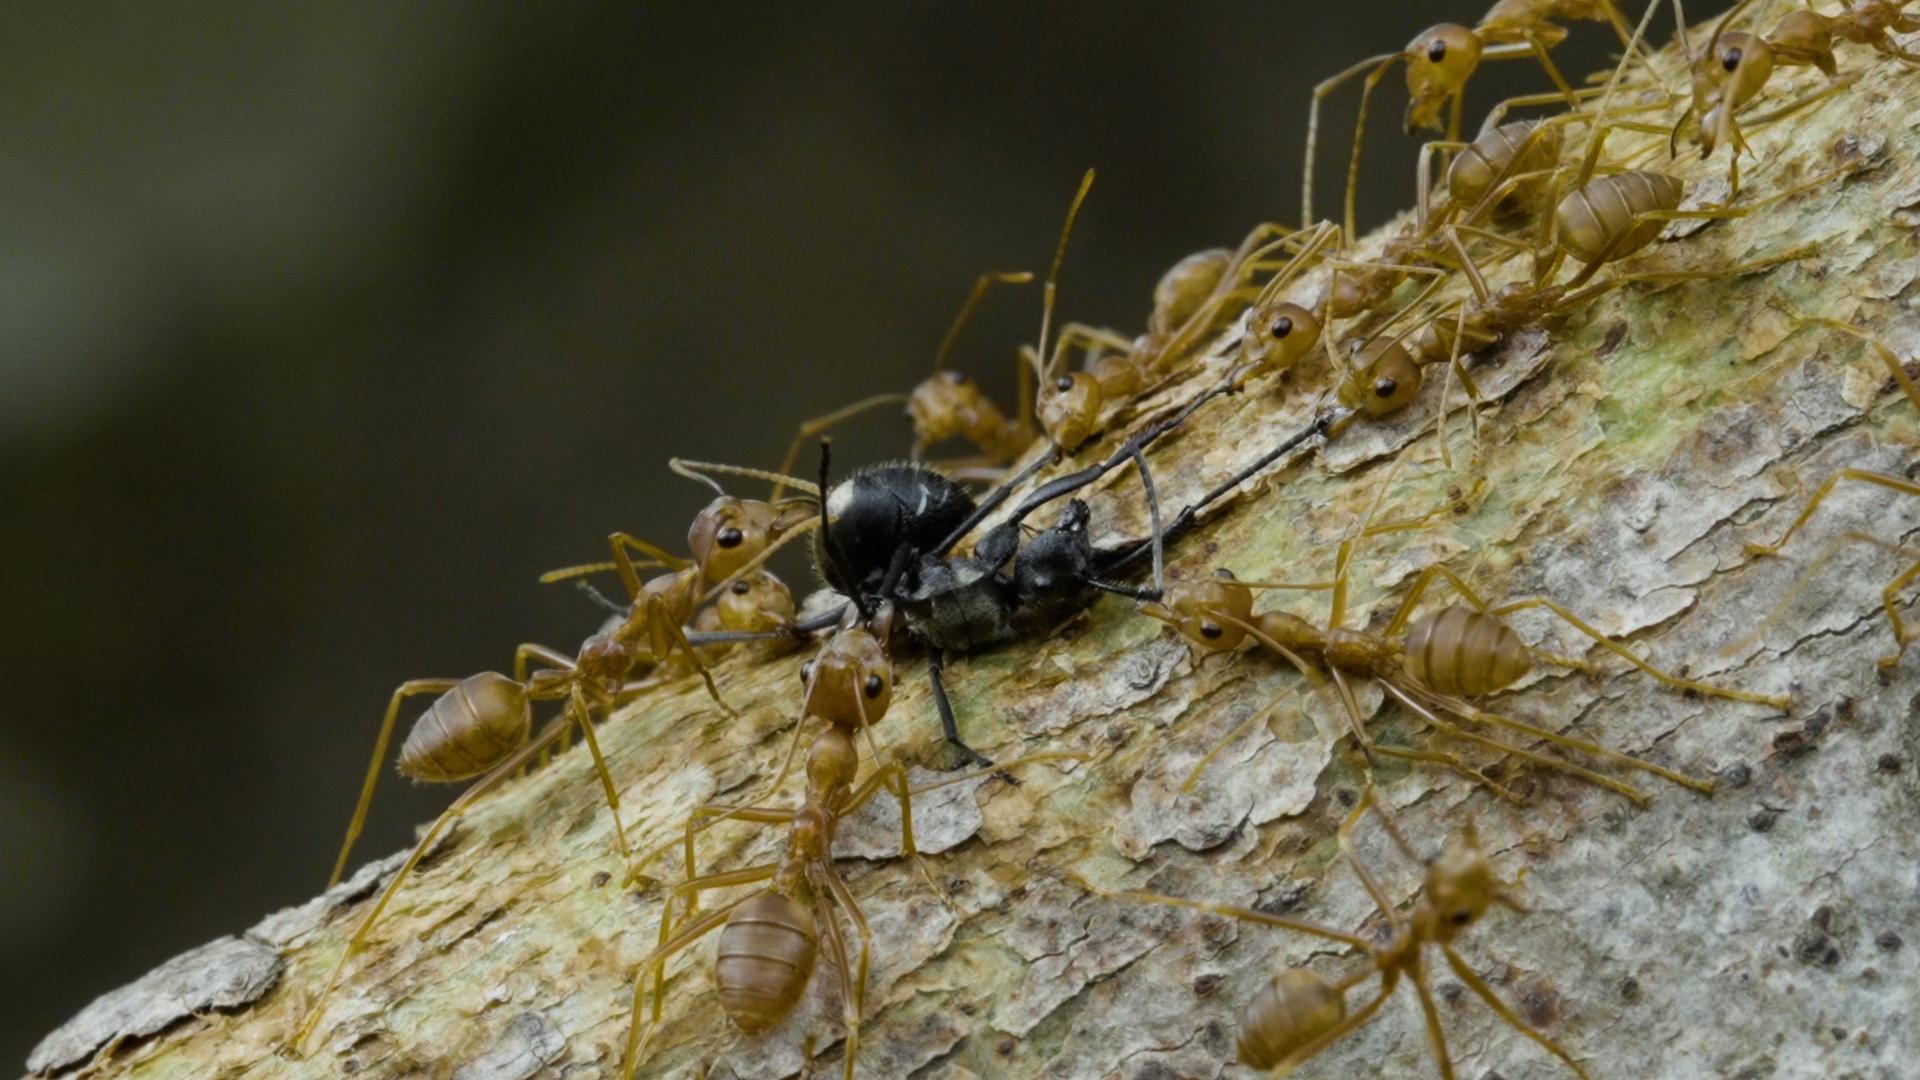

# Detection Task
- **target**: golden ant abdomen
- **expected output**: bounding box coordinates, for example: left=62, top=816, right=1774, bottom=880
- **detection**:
left=1554, top=170, right=1684, bottom=265
left=714, top=890, right=819, bottom=1035
left=1403, top=605, right=1532, bottom=697
left=395, top=672, right=531, bottom=782
left=1237, top=968, right=1347, bottom=1070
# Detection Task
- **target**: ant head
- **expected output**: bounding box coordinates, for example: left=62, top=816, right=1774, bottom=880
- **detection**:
left=1037, top=371, right=1104, bottom=452
left=802, top=623, right=894, bottom=731
left=688, top=496, right=794, bottom=584
left=1694, top=32, right=1774, bottom=151
left=1142, top=568, right=1255, bottom=652
left=1235, top=968, right=1347, bottom=1071
left=1241, top=299, right=1322, bottom=373
left=1148, top=247, right=1234, bottom=338
left=907, top=368, right=993, bottom=444
left=1420, top=824, right=1523, bottom=943
left=1337, top=337, right=1422, bottom=417
left=1403, top=24, right=1481, bottom=133
left=716, top=570, right=795, bottom=634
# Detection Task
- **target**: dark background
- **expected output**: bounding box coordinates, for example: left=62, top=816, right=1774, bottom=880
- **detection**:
left=0, top=1, right=1623, bottom=1066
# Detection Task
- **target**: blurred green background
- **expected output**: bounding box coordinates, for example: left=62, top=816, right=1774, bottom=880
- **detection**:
left=0, top=1, right=1618, bottom=1066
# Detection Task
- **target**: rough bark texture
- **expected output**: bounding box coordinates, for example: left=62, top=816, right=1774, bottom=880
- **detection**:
left=28, top=26, right=1920, bottom=1080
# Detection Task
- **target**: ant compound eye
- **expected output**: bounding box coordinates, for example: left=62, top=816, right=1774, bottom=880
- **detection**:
left=717, top=526, right=744, bottom=548
left=1451, top=910, right=1473, bottom=926
left=1375, top=378, right=1398, bottom=398
left=948, top=371, right=968, bottom=384
left=800, top=661, right=815, bottom=683
left=1199, top=622, right=1224, bottom=640
left=1054, top=376, right=1074, bottom=392
left=864, top=674, right=885, bottom=698
left=1427, top=38, right=1447, bottom=62
left=731, top=580, right=751, bottom=595
left=1270, top=316, right=1293, bottom=338
left=1722, top=46, right=1743, bottom=71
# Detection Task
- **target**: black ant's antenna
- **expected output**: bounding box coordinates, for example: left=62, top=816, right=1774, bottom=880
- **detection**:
left=817, top=437, right=876, bottom=622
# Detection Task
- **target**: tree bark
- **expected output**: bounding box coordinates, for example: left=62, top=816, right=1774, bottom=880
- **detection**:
left=27, top=25, right=1920, bottom=1080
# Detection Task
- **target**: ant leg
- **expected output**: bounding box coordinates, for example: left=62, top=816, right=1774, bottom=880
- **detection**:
left=621, top=892, right=758, bottom=1080
left=1422, top=687, right=1711, bottom=794
left=1381, top=682, right=1653, bottom=805
left=1336, top=786, right=1402, bottom=929
left=1340, top=56, right=1401, bottom=243
left=1749, top=470, right=1920, bottom=554
left=820, top=866, right=874, bottom=1022
left=1771, top=309, right=1920, bottom=416
left=772, top=395, right=911, bottom=497
left=602, top=534, right=690, bottom=598
left=645, top=595, right=737, bottom=716
left=666, top=715, right=816, bottom=879
left=1269, top=983, right=1397, bottom=1076
left=1067, top=872, right=1370, bottom=948
left=812, top=885, right=862, bottom=1080
left=623, top=800, right=792, bottom=891
left=296, top=718, right=569, bottom=1051
left=926, top=648, right=994, bottom=770
left=562, top=684, right=630, bottom=859
left=1304, top=52, right=1399, bottom=229
left=903, top=750, right=1086, bottom=795
left=1337, top=669, right=1526, bottom=803
left=1734, top=529, right=1920, bottom=670
left=839, top=748, right=957, bottom=912
left=1442, top=945, right=1592, bottom=1078
left=1180, top=695, right=1291, bottom=793
left=1407, top=961, right=1459, bottom=1080
left=513, top=643, right=574, bottom=683
left=1477, top=588, right=1789, bottom=708
left=326, top=678, right=460, bottom=889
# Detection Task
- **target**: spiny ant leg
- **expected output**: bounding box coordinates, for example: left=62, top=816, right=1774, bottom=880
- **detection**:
left=927, top=648, right=995, bottom=771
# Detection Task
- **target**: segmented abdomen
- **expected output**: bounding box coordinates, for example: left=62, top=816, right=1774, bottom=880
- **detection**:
left=396, top=672, right=530, bottom=782
left=716, top=890, right=818, bottom=1035
left=1554, top=171, right=1684, bottom=266
left=1403, top=605, right=1532, bottom=697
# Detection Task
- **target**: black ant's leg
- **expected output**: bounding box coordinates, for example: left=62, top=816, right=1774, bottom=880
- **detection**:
left=1097, top=408, right=1339, bottom=577
left=927, top=647, right=996, bottom=771
left=684, top=602, right=848, bottom=647
left=934, top=449, right=1060, bottom=556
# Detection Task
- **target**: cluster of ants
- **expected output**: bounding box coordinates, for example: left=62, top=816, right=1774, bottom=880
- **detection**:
left=285, top=1, right=1920, bottom=1077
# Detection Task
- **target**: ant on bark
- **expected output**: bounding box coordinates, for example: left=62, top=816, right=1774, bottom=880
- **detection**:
left=1075, top=785, right=1593, bottom=1078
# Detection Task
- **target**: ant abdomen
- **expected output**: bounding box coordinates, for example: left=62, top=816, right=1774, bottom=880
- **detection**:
left=1448, top=119, right=1562, bottom=212
left=1554, top=170, right=1684, bottom=266
left=1148, top=247, right=1234, bottom=341
left=395, top=672, right=531, bottom=782
left=715, top=890, right=819, bottom=1035
left=1237, top=968, right=1347, bottom=1070
left=1403, top=604, right=1532, bottom=697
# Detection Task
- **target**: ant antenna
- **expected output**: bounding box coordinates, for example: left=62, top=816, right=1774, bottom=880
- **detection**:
left=575, top=579, right=631, bottom=617
left=1036, top=168, right=1097, bottom=384
left=816, top=437, right=874, bottom=622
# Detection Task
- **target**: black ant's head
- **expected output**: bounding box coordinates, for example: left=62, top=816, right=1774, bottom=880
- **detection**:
left=1012, top=499, right=1095, bottom=603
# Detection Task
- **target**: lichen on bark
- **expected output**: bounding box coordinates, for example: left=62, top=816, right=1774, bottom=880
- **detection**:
left=26, top=20, right=1920, bottom=1080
